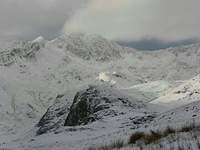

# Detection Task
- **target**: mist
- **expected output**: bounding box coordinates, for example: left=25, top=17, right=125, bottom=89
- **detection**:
left=64, top=0, right=200, bottom=43
left=0, top=0, right=87, bottom=40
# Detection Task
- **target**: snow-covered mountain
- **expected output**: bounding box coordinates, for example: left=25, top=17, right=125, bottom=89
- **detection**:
left=49, top=33, right=123, bottom=61
left=152, top=74, right=200, bottom=107
left=1, top=34, right=200, bottom=149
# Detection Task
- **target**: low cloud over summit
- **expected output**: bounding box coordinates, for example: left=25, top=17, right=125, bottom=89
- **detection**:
left=64, top=0, right=200, bottom=43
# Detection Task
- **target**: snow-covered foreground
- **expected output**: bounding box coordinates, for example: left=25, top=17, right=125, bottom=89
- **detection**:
left=1, top=34, right=200, bottom=149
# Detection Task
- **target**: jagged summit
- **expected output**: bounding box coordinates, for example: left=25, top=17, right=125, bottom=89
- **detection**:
left=48, top=33, right=123, bottom=61
left=0, top=40, right=41, bottom=66
left=32, top=36, right=45, bottom=43
left=32, top=36, right=46, bottom=47
left=0, top=33, right=124, bottom=66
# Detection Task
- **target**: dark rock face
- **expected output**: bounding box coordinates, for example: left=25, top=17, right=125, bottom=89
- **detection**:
left=64, top=85, right=143, bottom=126
left=36, top=95, right=70, bottom=135
left=36, top=85, right=144, bottom=135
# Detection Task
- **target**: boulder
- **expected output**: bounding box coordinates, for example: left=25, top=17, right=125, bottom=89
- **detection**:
left=64, top=85, right=143, bottom=126
left=36, top=85, right=144, bottom=135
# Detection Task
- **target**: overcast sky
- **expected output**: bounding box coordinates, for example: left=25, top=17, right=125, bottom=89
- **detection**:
left=1, top=0, right=200, bottom=49
left=0, top=0, right=87, bottom=40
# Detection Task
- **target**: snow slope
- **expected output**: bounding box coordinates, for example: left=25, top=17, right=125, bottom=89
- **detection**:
left=1, top=34, right=200, bottom=149
left=151, top=74, right=200, bottom=108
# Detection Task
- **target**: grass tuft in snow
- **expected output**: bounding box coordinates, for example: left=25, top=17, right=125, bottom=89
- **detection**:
left=129, top=121, right=199, bottom=146
left=88, top=139, right=125, bottom=150
left=178, top=121, right=196, bottom=132
left=162, top=126, right=176, bottom=136
left=129, top=130, right=165, bottom=145
left=128, top=131, right=145, bottom=144
left=89, top=120, right=200, bottom=150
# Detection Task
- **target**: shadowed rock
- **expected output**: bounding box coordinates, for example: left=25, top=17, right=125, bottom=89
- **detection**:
left=64, top=85, right=143, bottom=126
left=36, top=95, right=70, bottom=135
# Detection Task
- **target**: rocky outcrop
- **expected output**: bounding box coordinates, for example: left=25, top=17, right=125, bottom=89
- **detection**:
left=0, top=51, right=14, bottom=66
left=36, top=85, right=144, bottom=135
left=0, top=40, right=41, bottom=66
left=36, top=95, right=70, bottom=135
left=64, top=85, right=144, bottom=126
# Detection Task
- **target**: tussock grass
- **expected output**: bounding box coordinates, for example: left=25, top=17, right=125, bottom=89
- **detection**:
left=89, top=120, right=200, bottom=150
left=128, top=132, right=145, bottom=144
left=162, top=126, right=176, bottom=136
left=178, top=121, right=196, bottom=132
left=88, top=139, right=124, bottom=150
left=129, top=130, right=164, bottom=145
left=129, top=121, right=200, bottom=145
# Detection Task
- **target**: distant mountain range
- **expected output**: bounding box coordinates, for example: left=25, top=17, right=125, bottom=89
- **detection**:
left=118, top=38, right=200, bottom=50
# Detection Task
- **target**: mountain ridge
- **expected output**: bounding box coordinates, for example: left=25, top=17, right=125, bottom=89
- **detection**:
left=1, top=34, right=200, bottom=149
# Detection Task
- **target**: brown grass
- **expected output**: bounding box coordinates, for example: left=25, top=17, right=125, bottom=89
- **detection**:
left=89, top=120, right=200, bottom=150
left=88, top=139, right=125, bottom=150
left=129, top=121, right=200, bottom=146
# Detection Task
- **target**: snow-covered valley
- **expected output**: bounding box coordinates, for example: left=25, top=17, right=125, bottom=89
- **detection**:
left=1, top=34, right=200, bottom=150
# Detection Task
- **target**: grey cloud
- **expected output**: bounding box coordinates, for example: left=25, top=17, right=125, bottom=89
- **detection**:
left=64, top=0, right=200, bottom=43
left=1, top=0, right=200, bottom=49
left=0, top=0, right=88, bottom=40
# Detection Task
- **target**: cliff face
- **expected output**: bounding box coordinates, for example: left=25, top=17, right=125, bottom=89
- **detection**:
left=64, top=85, right=143, bottom=126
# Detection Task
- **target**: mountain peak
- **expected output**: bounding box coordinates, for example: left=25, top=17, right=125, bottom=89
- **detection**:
left=49, top=33, right=123, bottom=61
